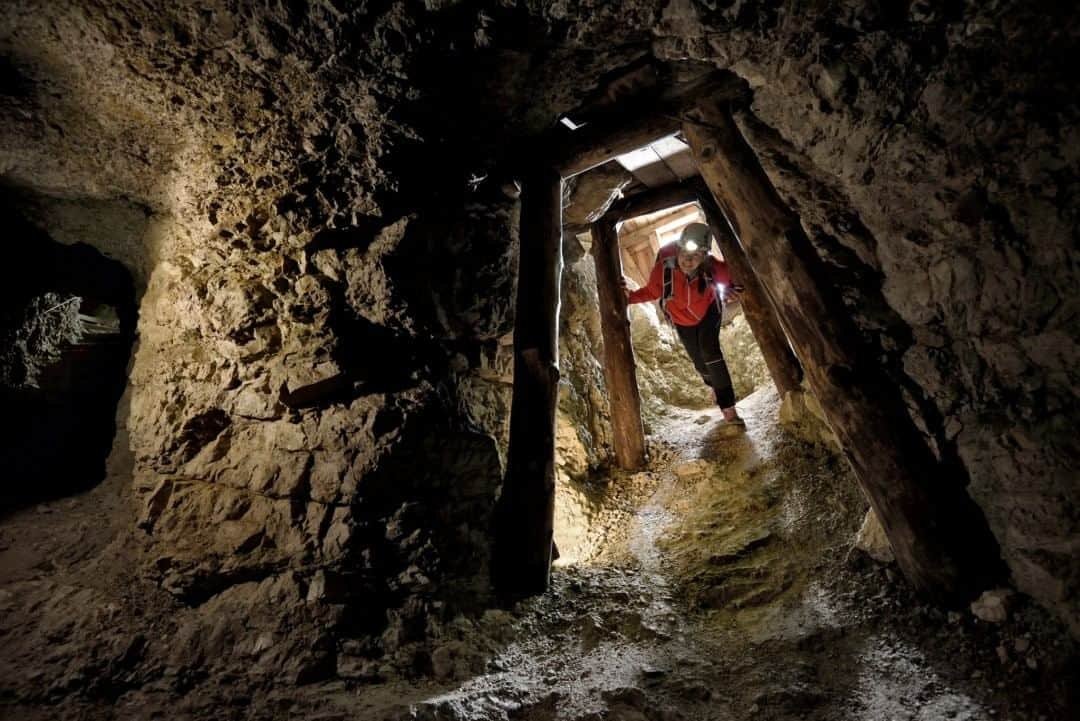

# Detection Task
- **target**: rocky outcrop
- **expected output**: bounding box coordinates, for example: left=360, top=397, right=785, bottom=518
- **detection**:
left=0, top=292, right=82, bottom=389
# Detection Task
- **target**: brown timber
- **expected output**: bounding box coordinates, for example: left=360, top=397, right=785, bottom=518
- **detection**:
left=683, top=99, right=1002, bottom=602
left=556, top=114, right=681, bottom=179
left=554, top=72, right=749, bottom=179
left=695, top=187, right=803, bottom=396
left=590, top=218, right=648, bottom=470
left=494, top=166, right=563, bottom=595
left=609, top=180, right=700, bottom=222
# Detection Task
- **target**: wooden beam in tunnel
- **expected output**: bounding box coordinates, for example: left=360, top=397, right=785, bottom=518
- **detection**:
left=694, top=186, right=804, bottom=396
left=555, top=113, right=681, bottom=179
left=590, top=218, right=648, bottom=471
left=553, top=72, right=750, bottom=179
left=683, top=99, right=1002, bottom=602
left=494, top=166, right=563, bottom=595
left=616, top=205, right=701, bottom=247
left=492, top=73, right=752, bottom=597
left=608, top=180, right=700, bottom=223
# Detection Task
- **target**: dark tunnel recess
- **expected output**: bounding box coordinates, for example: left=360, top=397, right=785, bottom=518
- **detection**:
left=0, top=213, right=137, bottom=514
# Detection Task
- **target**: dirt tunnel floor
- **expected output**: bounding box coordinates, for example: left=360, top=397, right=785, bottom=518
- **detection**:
left=345, top=385, right=1076, bottom=721
left=1, top=386, right=1077, bottom=720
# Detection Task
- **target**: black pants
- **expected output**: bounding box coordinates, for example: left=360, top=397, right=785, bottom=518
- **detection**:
left=674, top=302, right=735, bottom=408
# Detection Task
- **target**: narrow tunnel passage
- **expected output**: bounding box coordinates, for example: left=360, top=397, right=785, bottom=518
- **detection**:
left=0, top=2, right=1077, bottom=720
left=0, top=210, right=137, bottom=512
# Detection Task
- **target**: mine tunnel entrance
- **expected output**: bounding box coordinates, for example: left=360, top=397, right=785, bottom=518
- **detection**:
left=495, top=67, right=1004, bottom=608
left=0, top=215, right=137, bottom=514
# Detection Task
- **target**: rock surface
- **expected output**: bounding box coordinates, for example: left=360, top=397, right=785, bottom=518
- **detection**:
left=0, top=0, right=1077, bottom=703
left=971, top=588, right=1016, bottom=624
left=855, top=508, right=897, bottom=564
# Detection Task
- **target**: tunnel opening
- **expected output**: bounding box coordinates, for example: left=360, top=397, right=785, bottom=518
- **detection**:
left=496, top=66, right=1004, bottom=611
left=551, top=193, right=776, bottom=566
left=0, top=211, right=137, bottom=514
left=605, top=197, right=772, bottom=414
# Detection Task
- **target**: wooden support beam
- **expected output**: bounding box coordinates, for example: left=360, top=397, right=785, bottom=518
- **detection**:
left=617, top=205, right=701, bottom=247
left=494, top=166, right=563, bottom=595
left=694, top=186, right=803, bottom=396
left=553, top=72, right=749, bottom=179
left=608, top=180, right=701, bottom=223
left=590, top=218, right=648, bottom=471
left=683, top=100, right=1002, bottom=602
left=555, top=113, right=681, bottom=179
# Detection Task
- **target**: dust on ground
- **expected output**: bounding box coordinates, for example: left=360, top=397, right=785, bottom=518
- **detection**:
left=1, top=386, right=1076, bottom=720
left=358, top=385, right=1076, bottom=721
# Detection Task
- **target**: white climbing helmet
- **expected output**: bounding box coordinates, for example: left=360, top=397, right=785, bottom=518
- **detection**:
left=677, top=222, right=711, bottom=253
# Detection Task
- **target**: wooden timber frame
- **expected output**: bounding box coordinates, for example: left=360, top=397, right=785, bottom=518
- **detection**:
left=589, top=218, right=649, bottom=472
left=493, top=74, right=750, bottom=595
left=682, top=98, right=1002, bottom=601
left=492, top=166, right=564, bottom=595
left=495, top=71, right=1000, bottom=600
left=693, top=181, right=803, bottom=396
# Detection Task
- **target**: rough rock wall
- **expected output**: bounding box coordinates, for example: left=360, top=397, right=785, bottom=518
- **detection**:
left=1, top=1, right=523, bottom=679
left=2, top=0, right=1076, bottom=647
left=556, top=234, right=616, bottom=480
left=0, top=292, right=82, bottom=390
left=649, top=0, right=1079, bottom=631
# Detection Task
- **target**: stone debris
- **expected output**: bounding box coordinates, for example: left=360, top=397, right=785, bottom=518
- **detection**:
left=854, top=508, right=896, bottom=564
left=971, top=588, right=1016, bottom=624
left=674, top=460, right=711, bottom=478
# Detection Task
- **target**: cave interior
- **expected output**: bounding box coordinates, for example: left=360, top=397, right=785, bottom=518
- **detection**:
left=0, top=2, right=1077, bottom=720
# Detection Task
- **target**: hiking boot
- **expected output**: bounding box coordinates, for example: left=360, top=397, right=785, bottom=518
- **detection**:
left=721, top=406, right=745, bottom=426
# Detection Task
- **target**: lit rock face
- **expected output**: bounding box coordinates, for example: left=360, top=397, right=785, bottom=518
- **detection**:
left=670, top=2, right=1079, bottom=633
left=1, top=0, right=1077, bottom=652
left=2, top=0, right=529, bottom=668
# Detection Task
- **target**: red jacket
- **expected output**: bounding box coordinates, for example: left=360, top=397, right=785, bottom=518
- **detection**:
left=628, top=245, right=733, bottom=326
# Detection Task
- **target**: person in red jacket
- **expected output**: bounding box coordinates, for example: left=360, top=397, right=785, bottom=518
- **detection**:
left=623, top=222, right=745, bottom=426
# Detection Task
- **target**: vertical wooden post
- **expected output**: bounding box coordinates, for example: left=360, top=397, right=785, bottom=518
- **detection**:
left=695, top=189, right=803, bottom=396
left=494, top=166, right=563, bottom=595
left=590, top=217, right=648, bottom=470
left=683, top=100, right=1002, bottom=602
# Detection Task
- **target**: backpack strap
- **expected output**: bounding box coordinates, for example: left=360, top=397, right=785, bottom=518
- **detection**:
left=703, top=264, right=723, bottom=316
left=659, top=255, right=677, bottom=322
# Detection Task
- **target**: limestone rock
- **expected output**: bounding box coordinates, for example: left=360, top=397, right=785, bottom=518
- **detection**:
left=564, top=164, right=635, bottom=228
left=971, top=588, right=1016, bottom=624
left=854, top=508, right=895, bottom=564
left=675, top=460, right=710, bottom=478
left=779, top=391, right=841, bottom=450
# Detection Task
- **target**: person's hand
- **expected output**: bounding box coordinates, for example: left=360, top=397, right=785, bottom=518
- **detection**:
left=618, top=276, right=631, bottom=299
left=721, top=283, right=744, bottom=305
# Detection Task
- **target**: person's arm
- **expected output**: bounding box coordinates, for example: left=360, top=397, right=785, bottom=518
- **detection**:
left=709, top=256, right=733, bottom=286
left=626, top=259, right=665, bottom=304
left=709, top=257, right=742, bottom=303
